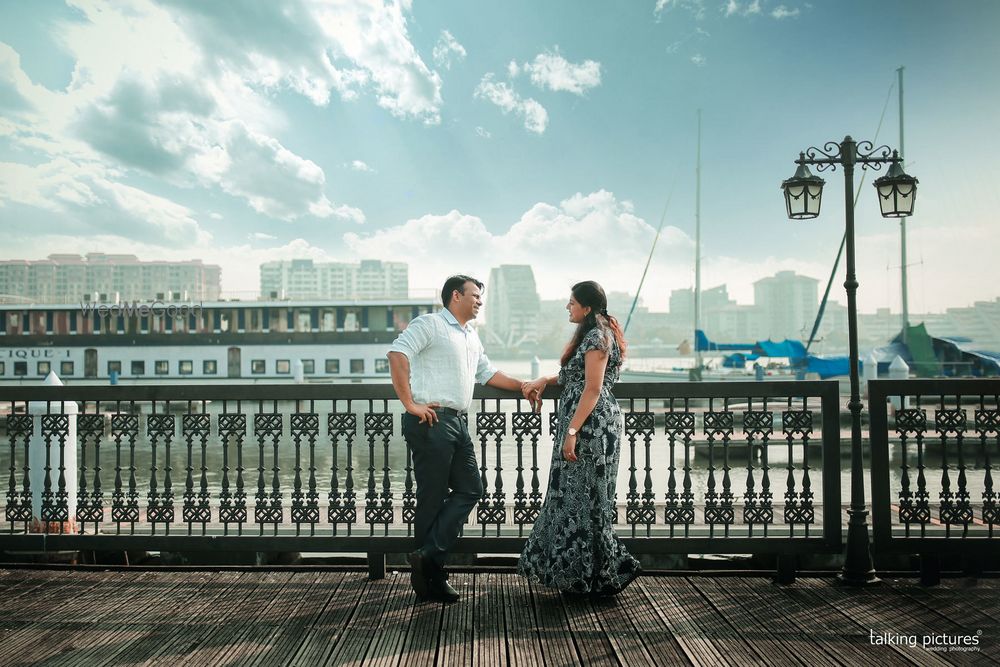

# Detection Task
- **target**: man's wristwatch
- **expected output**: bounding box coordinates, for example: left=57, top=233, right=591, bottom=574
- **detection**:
left=567, top=427, right=578, bottom=437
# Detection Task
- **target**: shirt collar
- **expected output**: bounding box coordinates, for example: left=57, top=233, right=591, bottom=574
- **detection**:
left=439, top=308, right=472, bottom=332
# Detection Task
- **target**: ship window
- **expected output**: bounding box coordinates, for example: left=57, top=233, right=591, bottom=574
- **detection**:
left=0, top=361, right=4, bottom=374
left=251, top=359, right=265, bottom=374
left=60, top=361, right=74, bottom=376
left=302, top=359, right=315, bottom=374
left=132, top=360, right=145, bottom=375
left=276, top=359, right=290, bottom=374
left=350, top=359, right=364, bottom=374
left=37, top=361, right=51, bottom=376
left=179, top=360, right=193, bottom=375
left=108, top=361, right=122, bottom=375
left=14, top=361, right=26, bottom=376
left=325, top=359, right=340, bottom=374
left=203, top=360, right=218, bottom=375
left=374, top=359, right=389, bottom=374
left=155, top=360, right=169, bottom=375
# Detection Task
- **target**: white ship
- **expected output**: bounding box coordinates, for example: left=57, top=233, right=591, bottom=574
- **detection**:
left=0, top=296, right=437, bottom=383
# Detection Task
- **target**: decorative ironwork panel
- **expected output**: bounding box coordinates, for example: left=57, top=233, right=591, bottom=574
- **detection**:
left=976, top=409, right=1000, bottom=436
left=39, top=414, right=71, bottom=523
left=182, top=413, right=212, bottom=526
left=145, top=414, right=176, bottom=527
left=512, top=412, right=542, bottom=529
left=625, top=412, right=655, bottom=434
left=703, top=411, right=734, bottom=437
left=254, top=413, right=284, bottom=526
left=895, top=408, right=927, bottom=435
left=781, top=411, right=812, bottom=437
left=111, top=413, right=140, bottom=525
left=935, top=409, right=967, bottom=435
left=290, top=413, right=321, bottom=530
left=742, top=410, right=773, bottom=438
left=328, top=413, right=358, bottom=529
left=663, top=412, right=695, bottom=437
left=76, top=413, right=106, bottom=525
left=5, top=415, right=33, bottom=524
left=363, top=412, right=393, bottom=529
left=219, top=413, right=248, bottom=527
left=477, top=410, right=507, bottom=531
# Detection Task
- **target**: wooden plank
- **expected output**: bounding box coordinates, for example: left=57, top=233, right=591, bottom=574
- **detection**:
left=51, top=570, right=194, bottom=667
left=528, top=583, right=580, bottom=667
left=474, top=571, right=505, bottom=667
left=437, top=572, right=474, bottom=667
left=693, top=577, right=827, bottom=666
left=728, top=577, right=912, bottom=667
left=287, top=572, right=362, bottom=666
left=246, top=571, right=343, bottom=667
left=792, top=577, right=954, bottom=667
left=589, top=594, right=657, bottom=667
left=365, top=572, right=417, bottom=667
left=937, top=578, right=1000, bottom=624
left=613, top=581, right=690, bottom=667
left=323, top=574, right=395, bottom=665
left=503, top=573, right=543, bottom=667
left=396, top=585, right=443, bottom=667
left=561, top=592, right=617, bottom=666
left=640, top=577, right=756, bottom=667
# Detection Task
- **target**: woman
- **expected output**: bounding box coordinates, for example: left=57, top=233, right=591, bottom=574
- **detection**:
left=517, top=281, right=641, bottom=596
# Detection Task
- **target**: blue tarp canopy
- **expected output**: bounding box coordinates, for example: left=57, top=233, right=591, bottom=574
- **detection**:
left=805, top=355, right=856, bottom=379
left=695, top=330, right=754, bottom=352
left=753, top=339, right=807, bottom=360
left=722, top=352, right=758, bottom=368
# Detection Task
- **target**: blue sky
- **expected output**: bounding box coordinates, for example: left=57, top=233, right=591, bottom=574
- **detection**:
left=1, top=0, right=998, bottom=313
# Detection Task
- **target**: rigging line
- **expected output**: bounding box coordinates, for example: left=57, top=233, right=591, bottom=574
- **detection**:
left=625, top=173, right=679, bottom=334
left=805, top=77, right=896, bottom=353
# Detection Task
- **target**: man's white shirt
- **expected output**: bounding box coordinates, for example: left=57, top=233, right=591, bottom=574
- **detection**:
left=387, top=309, right=498, bottom=412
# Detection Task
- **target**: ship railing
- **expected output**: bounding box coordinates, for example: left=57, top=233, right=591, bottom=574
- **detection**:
left=0, top=381, right=842, bottom=581
left=868, top=378, right=1000, bottom=584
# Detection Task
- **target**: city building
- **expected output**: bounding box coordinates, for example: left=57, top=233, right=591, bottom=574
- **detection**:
left=753, top=271, right=819, bottom=341
left=0, top=254, right=221, bottom=303
left=484, top=265, right=540, bottom=352
left=259, top=259, right=408, bottom=300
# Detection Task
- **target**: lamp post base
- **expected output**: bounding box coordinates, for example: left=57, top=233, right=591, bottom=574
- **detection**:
left=836, top=508, right=880, bottom=586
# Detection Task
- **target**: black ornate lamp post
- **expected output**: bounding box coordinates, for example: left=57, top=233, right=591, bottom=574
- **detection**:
left=781, top=136, right=918, bottom=585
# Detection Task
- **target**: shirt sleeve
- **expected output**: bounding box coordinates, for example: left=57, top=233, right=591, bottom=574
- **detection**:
left=387, top=315, right=433, bottom=360
left=475, top=339, right=499, bottom=384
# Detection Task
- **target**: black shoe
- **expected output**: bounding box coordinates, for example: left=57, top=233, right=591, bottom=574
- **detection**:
left=407, top=550, right=431, bottom=599
left=428, top=577, right=460, bottom=603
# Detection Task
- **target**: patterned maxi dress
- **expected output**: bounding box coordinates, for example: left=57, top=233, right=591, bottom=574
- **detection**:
left=518, top=325, right=641, bottom=595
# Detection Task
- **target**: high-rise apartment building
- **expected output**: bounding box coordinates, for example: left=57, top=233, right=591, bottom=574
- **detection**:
left=0, top=254, right=221, bottom=303
left=259, top=259, right=408, bottom=300
left=753, top=271, right=819, bottom=341
left=485, top=265, right=541, bottom=350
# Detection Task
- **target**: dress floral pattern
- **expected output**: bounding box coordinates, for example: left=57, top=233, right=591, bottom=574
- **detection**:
left=518, top=324, right=641, bottom=595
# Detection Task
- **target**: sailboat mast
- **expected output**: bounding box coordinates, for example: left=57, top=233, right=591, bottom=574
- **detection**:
left=694, top=109, right=702, bottom=371
left=898, top=66, right=909, bottom=344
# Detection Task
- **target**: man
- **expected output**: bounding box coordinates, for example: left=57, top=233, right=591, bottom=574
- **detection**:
left=388, top=275, right=532, bottom=602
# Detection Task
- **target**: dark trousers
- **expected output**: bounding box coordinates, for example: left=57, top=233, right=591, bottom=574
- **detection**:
left=401, top=412, right=483, bottom=567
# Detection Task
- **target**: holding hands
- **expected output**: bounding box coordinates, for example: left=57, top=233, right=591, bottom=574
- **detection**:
left=521, top=377, right=548, bottom=412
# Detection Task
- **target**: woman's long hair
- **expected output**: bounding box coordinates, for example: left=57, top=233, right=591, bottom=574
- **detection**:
left=559, top=280, right=628, bottom=367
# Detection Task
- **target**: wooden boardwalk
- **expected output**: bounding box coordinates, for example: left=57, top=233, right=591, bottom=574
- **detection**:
left=0, top=568, right=997, bottom=666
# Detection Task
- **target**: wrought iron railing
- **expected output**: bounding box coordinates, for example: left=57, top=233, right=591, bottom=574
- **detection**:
left=1, top=381, right=842, bottom=578
left=868, top=379, right=1000, bottom=582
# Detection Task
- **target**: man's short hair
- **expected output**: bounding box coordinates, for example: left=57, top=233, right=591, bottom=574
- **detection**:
left=441, top=275, right=484, bottom=307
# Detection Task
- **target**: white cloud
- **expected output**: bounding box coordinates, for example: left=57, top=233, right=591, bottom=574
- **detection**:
left=475, top=126, right=492, bottom=139
left=521, top=50, right=601, bottom=95
left=474, top=74, right=548, bottom=134
left=0, top=158, right=211, bottom=246
left=691, top=54, right=706, bottom=66
left=724, top=0, right=763, bottom=17
left=654, top=0, right=706, bottom=21
left=771, top=5, right=800, bottom=19
left=249, top=232, right=277, bottom=241
left=507, top=60, right=520, bottom=78
left=432, top=29, right=466, bottom=70
left=350, top=160, right=375, bottom=173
